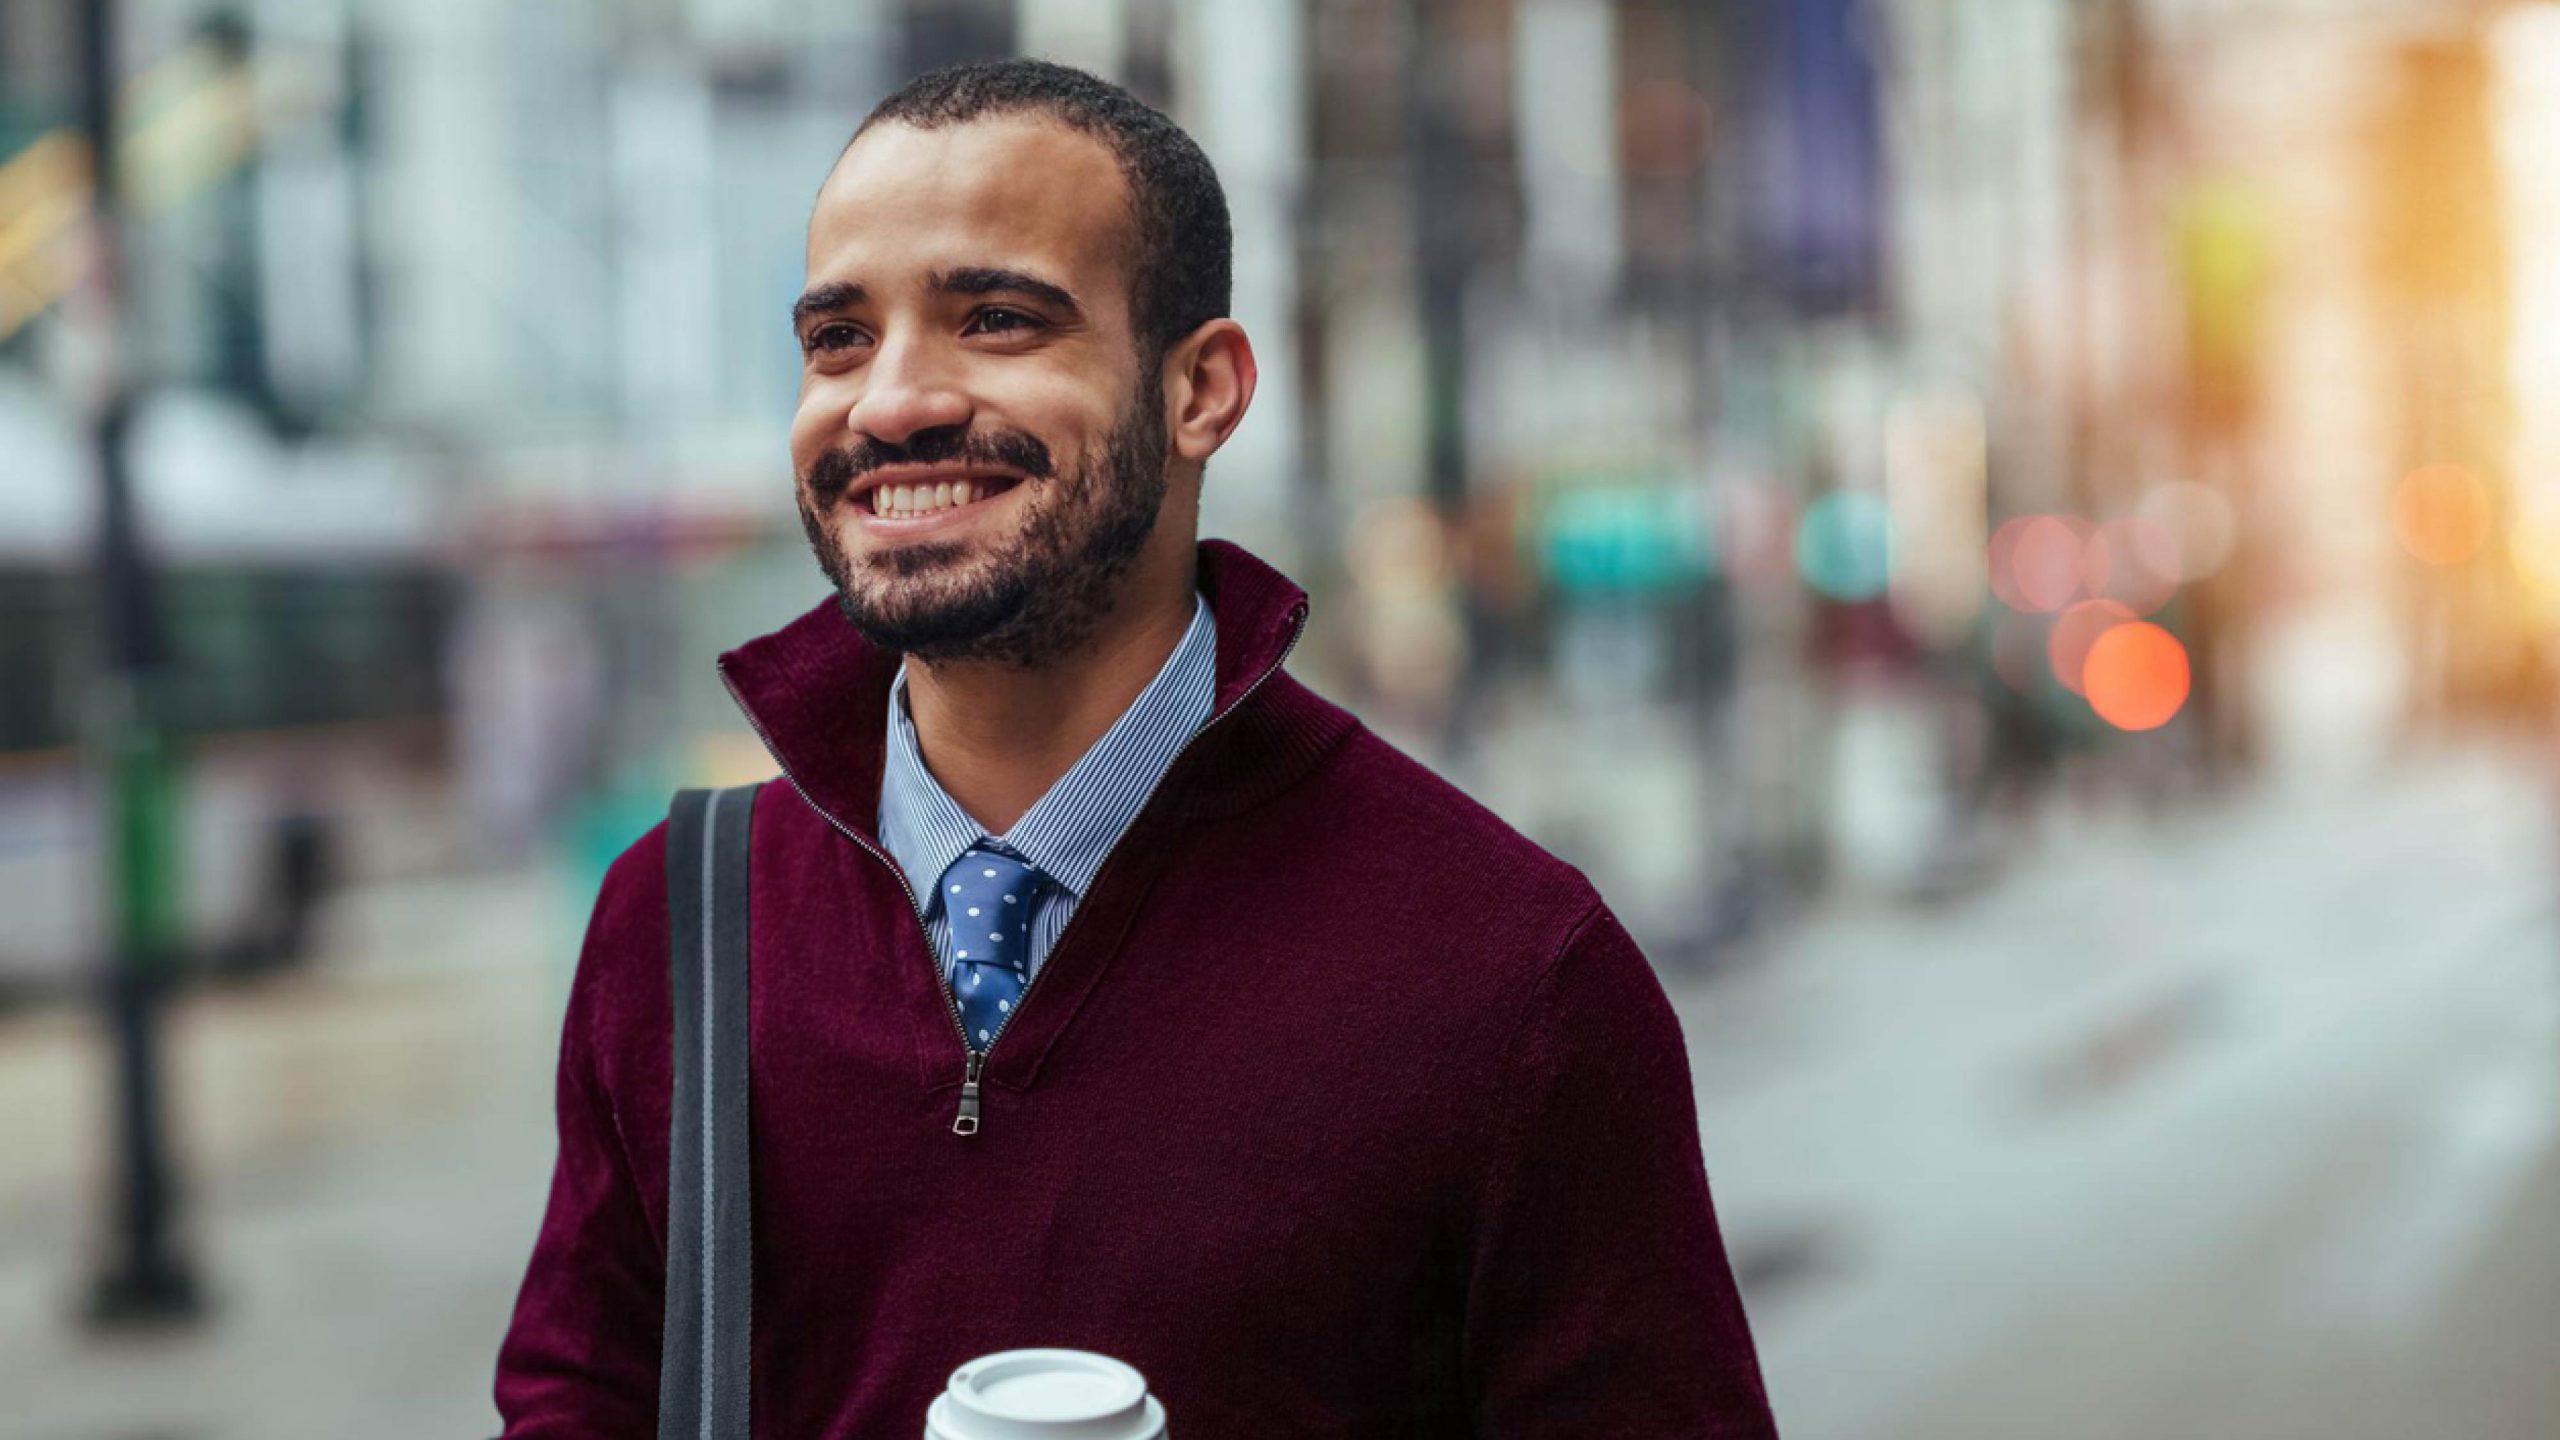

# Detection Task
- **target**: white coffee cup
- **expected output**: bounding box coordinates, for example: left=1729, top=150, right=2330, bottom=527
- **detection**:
left=923, top=1347, right=1168, bottom=1440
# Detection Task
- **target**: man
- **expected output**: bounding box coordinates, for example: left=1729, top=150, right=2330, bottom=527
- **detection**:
left=494, top=59, right=1776, bottom=1437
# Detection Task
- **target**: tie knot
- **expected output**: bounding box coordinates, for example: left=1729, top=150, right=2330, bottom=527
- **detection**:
left=939, top=846, right=1043, bottom=960
left=941, top=845, right=1038, bottom=895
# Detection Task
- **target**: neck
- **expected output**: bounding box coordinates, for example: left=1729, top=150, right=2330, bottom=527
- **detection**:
left=902, top=576, right=1195, bottom=837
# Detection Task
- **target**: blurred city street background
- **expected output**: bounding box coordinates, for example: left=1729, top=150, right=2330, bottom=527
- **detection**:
left=3, top=0, right=2558, bottom=1436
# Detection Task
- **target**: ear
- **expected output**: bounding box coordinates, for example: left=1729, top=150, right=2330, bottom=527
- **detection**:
left=1161, top=319, right=1256, bottom=465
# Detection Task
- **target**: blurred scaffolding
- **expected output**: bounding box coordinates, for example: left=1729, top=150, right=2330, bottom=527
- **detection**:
left=2, top=0, right=2558, bottom=1436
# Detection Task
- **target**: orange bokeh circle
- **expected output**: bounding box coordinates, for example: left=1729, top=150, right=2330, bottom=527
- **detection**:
left=2083, top=622, right=2190, bottom=731
left=2391, top=464, right=2491, bottom=567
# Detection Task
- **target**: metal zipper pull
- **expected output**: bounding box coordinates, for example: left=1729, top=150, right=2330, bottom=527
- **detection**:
left=953, top=1050, right=986, bottom=1136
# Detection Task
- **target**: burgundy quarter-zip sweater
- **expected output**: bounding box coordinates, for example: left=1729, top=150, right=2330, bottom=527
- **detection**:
left=493, top=540, right=1778, bottom=1438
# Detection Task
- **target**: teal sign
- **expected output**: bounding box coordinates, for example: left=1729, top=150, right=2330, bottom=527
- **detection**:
left=1536, top=480, right=1712, bottom=595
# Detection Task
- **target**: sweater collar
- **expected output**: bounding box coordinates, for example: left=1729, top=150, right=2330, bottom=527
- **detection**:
left=719, top=538, right=1321, bottom=853
left=878, top=589, right=1215, bottom=908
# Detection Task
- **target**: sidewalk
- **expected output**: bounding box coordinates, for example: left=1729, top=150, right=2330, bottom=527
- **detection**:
left=1697, top=744, right=2560, bottom=1439
left=0, top=870, right=577, bottom=1440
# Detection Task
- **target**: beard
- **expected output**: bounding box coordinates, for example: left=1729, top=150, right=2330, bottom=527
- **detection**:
left=795, top=383, right=1171, bottom=670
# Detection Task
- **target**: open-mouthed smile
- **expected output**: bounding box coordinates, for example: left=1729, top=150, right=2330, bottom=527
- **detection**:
left=848, top=469, right=1027, bottom=536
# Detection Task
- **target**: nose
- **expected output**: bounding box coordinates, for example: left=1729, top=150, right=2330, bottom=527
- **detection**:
left=846, top=332, right=973, bottom=447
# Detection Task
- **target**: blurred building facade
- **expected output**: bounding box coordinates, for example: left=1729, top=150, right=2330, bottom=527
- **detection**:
left=2, top=0, right=2553, bottom=986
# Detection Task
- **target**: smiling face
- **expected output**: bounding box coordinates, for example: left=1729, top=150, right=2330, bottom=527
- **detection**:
left=791, top=115, right=1185, bottom=668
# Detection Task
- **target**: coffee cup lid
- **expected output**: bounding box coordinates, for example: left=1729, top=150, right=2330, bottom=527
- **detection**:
left=924, top=1348, right=1166, bottom=1440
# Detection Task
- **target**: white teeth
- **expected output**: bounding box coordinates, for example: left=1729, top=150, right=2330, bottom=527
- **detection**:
left=869, top=478, right=1004, bottom=519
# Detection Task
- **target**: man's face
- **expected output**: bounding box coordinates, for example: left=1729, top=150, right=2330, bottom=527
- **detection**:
left=791, top=115, right=1172, bottom=668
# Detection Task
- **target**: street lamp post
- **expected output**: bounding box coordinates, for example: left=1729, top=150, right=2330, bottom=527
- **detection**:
left=73, top=0, right=206, bottom=1330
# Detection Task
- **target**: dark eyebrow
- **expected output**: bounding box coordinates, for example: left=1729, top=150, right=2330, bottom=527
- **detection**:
left=791, top=269, right=1083, bottom=334
left=932, top=266, right=1084, bottom=319
left=790, top=281, right=865, bottom=332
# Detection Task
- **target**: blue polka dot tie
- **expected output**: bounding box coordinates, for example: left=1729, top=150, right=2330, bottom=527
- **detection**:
left=939, top=846, right=1042, bottom=1052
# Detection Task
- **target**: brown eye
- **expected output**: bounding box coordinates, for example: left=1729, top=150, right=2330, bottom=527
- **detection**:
left=806, top=323, right=867, bottom=355
left=966, top=307, right=1041, bottom=336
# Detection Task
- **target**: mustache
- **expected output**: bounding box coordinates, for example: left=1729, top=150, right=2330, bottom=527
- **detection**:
left=805, top=427, right=1054, bottom=507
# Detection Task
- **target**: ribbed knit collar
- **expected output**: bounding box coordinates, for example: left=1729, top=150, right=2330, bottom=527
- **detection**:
left=719, top=538, right=1345, bottom=852
left=878, top=588, right=1215, bottom=910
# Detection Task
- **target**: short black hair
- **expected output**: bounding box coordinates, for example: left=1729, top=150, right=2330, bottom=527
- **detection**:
left=849, top=59, right=1231, bottom=370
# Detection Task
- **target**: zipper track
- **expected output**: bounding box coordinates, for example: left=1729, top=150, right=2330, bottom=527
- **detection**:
left=719, top=665, right=960, bottom=1038
left=715, top=599, right=1310, bottom=1127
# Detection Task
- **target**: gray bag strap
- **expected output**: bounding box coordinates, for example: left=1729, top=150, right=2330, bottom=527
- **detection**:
left=660, top=783, right=760, bottom=1440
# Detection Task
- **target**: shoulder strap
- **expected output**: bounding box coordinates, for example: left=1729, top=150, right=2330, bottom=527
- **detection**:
left=661, top=782, right=760, bottom=1440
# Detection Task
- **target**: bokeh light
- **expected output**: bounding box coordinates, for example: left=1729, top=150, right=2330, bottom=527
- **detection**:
left=1989, top=514, right=2092, bottom=613
left=2087, top=517, right=2180, bottom=614
left=2082, top=622, right=2191, bottom=731
left=2508, top=513, right=2560, bottom=613
left=1796, top=492, right=1894, bottom=602
left=1537, top=483, right=1710, bottom=594
left=2137, top=481, right=2238, bottom=582
left=2391, top=463, right=2493, bottom=566
left=2047, top=598, right=2136, bottom=695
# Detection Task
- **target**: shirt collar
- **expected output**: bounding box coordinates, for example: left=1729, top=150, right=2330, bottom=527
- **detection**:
left=719, top=540, right=1322, bottom=847
left=879, top=589, right=1217, bottom=912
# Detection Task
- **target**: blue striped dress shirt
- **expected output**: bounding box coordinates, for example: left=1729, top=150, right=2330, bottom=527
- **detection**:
left=878, top=591, right=1217, bottom=987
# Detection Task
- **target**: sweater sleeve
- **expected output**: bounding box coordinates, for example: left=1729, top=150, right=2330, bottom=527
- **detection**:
left=492, top=844, right=665, bottom=1438
left=1461, top=900, right=1780, bottom=1438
